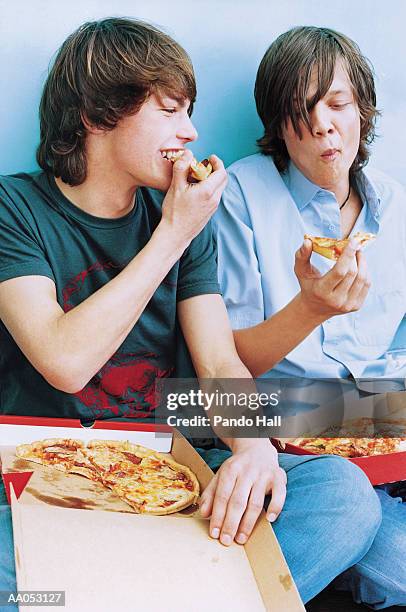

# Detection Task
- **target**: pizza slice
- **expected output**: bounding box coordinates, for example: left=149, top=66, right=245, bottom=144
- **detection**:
left=85, top=440, right=200, bottom=514
left=188, top=158, right=213, bottom=183
left=16, top=439, right=85, bottom=472
left=304, top=231, right=376, bottom=261
left=163, top=149, right=213, bottom=183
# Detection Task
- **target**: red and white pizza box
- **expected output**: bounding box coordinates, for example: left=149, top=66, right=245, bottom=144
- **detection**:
left=273, top=390, right=406, bottom=486
left=0, top=415, right=303, bottom=612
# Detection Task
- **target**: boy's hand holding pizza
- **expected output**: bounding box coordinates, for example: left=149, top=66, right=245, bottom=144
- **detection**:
left=160, top=149, right=227, bottom=249
left=294, top=237, right=371, bottom=320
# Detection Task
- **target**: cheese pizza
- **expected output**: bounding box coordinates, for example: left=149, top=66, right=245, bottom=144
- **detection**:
left=304, top=231, right=376, bottom=261
left=16, top=438, right=200, bottom=515
left=290, top=436, right=406, bottom=458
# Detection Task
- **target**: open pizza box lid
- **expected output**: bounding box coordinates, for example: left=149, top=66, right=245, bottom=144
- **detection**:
left=0, top=416, right=303, bottom=611
left=273, top=390, right=406, bottom=485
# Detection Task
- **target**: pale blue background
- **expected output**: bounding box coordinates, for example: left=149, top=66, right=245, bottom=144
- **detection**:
left=0, top=0, right=405, bottom=184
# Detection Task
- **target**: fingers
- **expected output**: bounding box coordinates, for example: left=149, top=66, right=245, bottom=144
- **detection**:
left=201, top=467, right=287, bottom=547
left=205, top=465, right=239, bottom=543
left=265, top=468, right=287, bottom=522
left=207, top=154, right=224, bottom=173
left=171, top=152, right=227, bottom=204
left=295, top=239, right=322, bottom=280
left=214, top=476, right=252, bottom=546
left=344, top=250, right=371, bottom=308
left=171, top=149, right=194, bottom=186
left=205, top=154, right=227, bottom=194
left=316, top=245, right=371, bottom=314
left=234, top=481, right=268, bottom=544
left=322, top=239, right=360, bottom=292
left=199, top=474, right=218, bottom=519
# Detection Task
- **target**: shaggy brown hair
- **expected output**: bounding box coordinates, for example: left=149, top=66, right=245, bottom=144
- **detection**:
left=255, top=26, right=379, bottom=174
left=37, top=18, right=196, bottom=185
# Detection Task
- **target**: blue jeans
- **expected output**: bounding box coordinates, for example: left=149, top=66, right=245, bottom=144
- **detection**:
left=0, top=454, right=404, bottom=609
left=199, top=449, right=405, bottom=608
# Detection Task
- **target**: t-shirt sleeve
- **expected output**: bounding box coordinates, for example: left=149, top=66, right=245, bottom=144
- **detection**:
left=212, top=171, right=265, bottom=330
left=176, top=221, right=220, bottom=302
left=0, top=184, right=55, bottom=283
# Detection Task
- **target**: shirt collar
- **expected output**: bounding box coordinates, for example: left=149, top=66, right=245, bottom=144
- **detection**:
left=355, top=170, right=382, bottom=221
left=282, top=160, right=382, bottom=220
left=282, top=161, right=321, bottom=211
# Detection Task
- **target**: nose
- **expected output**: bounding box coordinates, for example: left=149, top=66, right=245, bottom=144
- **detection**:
left=310, top=102, right=334, bottom=137
left=177, top=113, right=198, bottom=143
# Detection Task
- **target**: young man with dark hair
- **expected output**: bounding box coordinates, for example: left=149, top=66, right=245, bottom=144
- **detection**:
left=215, top=26, right=406, bottom=608
left=0, top=19, right=384, bottom=608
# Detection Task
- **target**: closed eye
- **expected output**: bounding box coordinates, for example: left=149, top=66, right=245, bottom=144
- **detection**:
left=161, top=108, right=177, bottom=114
left=331, top=103, right=351, bottom=110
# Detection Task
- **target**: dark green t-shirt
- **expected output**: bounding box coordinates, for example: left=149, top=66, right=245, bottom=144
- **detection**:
left=0, top=172, right=220, bottom=420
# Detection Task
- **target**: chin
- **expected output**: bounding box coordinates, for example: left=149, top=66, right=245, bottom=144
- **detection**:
left=142, top=175, right=172, bottom=192
left=315, top=163, right=345, bottom=185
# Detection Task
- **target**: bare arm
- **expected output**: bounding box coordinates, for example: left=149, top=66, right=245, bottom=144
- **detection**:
left=0, top=153, right=227, bottom=392
left=178, top=294, right=286, bottom=546
left=233, top=239, right=371, bottom=376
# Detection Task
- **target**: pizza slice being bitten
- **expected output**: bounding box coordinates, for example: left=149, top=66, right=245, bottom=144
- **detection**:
left=187, top=158, right=213, bottom=183
left=305, top=231, right=376, bottom=261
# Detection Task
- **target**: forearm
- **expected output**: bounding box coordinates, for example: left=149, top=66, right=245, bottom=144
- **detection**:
left=233, top=293, right=326, bottom=377
left=199, top=361, right=275, bottom=454
left=43, top=223, right=186, bottom=391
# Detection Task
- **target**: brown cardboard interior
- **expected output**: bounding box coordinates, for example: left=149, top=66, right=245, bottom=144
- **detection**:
left=4, top=428, right=304, bottom=611
left=171, top=433, right=304, bottom=610
left=12, top=493, right=266, bottom=611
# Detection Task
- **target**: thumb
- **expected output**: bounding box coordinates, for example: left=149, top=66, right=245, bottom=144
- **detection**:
left=295, top=239, right=312, bottom=269
left=171, top=150, right=194, bottom=187
left=295, top=239, right=322, bottom=279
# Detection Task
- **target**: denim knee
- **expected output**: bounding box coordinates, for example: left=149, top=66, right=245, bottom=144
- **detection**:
left=274, top=454, right=382, bottom=603
left=313, top=455, right=381, bottom=545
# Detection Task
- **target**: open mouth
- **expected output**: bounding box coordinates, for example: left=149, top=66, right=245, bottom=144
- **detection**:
left=161, top=150, right=185, bottom=162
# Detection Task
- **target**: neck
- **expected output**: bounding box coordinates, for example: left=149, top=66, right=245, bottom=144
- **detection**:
left=321, top=176, right=351, bottom=207
left=55, top=176, right=137, bottom=219
left=55, top=145, right=137, bottom=219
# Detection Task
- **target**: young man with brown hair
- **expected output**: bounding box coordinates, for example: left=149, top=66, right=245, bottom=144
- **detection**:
left=0, top=19, right=382, bottom=607
left=215, top=26, right=406, bottom=608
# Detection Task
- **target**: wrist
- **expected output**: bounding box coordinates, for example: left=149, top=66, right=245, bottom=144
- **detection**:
left=227, top=436, right=277, bottom=455
left=295, top=292, right=328, bottom=327
left=153, top=220, right=190, bottom=258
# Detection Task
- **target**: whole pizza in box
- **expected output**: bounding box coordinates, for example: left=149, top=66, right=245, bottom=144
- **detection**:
left=15, top=438, right=199, bottom=515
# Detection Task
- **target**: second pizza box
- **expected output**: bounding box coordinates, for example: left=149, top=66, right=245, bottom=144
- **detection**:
left=273, top=391, right=406, bottom=486
left=0, top=415, right=303, bottom=612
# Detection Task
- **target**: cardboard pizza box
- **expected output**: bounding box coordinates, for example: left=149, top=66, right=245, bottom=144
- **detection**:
left=273, top=391, right=406, bottom=485
left=0, top=415, right=304, bottom=612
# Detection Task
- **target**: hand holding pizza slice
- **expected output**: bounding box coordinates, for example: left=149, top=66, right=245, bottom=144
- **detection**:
left=163, top=149, right=213, bottom=183
left=294, top=234, right=372, bottom=319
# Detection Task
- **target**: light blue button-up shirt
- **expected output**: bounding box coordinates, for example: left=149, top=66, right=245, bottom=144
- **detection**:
left=214, top=153, right=406, bottom=379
